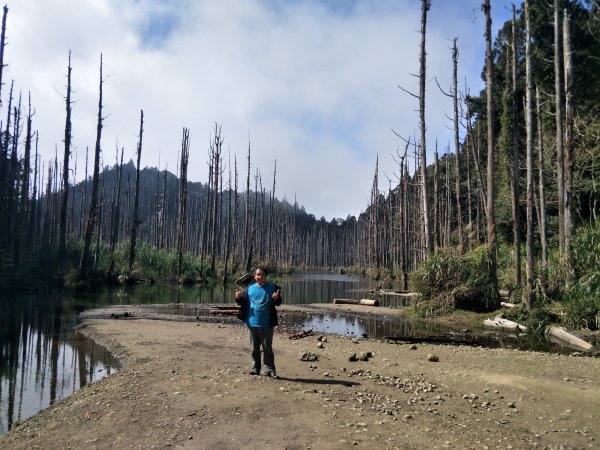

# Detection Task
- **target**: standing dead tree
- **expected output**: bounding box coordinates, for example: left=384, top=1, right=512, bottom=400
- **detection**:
left=59, top=51, right=73, bottom=269
left=419, top=0, right=432, bottom=256
left=128, top=110, right=144, bottom=274
left=177, top=127, right=190, bottom=281
left=510, top=5, right=522, bottom=287
left=524, top=0, right=535, bottom=309
left=79, top=55, right=104, bottom=278
left=483, top=0, right=498, bottom=293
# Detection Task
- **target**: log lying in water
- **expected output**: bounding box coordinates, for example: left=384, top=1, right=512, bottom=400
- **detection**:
left=546, top=326, right=598, bottom=353
left=483, top=316, right=527, bottom=332
left=333, top=298, right=379, bottom=307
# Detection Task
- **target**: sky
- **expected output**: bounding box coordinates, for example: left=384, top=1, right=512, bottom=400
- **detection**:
left=5, top=0, right=517, bottom=220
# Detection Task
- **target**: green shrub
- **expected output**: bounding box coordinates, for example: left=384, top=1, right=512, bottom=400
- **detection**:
left=411, top=245, right=500, bottom=317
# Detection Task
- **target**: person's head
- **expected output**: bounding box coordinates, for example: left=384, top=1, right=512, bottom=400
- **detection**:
left=254, top=266, right=268, bottom=286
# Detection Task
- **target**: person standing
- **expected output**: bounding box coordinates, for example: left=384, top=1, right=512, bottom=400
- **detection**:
left=235, top=267, right=282, bottom=378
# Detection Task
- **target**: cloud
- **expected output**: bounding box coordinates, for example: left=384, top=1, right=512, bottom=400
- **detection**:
left=5, top=0, right=515, bottom=220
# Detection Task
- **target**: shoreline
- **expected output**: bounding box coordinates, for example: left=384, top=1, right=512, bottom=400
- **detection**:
left=1, top=304, right=599, bottom=449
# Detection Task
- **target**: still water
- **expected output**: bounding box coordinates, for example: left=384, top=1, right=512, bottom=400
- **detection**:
left=0, top=271, right=557, bottom=435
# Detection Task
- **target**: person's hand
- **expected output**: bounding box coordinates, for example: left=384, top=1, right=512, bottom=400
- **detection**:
left=235, top=290, right=242, bottom=299
left=272, top=289, right=281, bottom=300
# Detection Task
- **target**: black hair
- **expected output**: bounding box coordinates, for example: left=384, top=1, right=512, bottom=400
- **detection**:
left=254, top=266, right=269, bottom=276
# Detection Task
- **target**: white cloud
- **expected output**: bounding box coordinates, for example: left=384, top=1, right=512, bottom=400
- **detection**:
left=5, top=0, right=514, bottom=220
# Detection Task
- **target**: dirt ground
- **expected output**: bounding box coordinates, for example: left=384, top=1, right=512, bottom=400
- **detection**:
left=1, top=304, right=599, bottom=450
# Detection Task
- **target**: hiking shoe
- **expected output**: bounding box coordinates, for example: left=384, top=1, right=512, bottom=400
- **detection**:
left=249, top=369, right=259, bottom=376
left=266, top=371, right=279, bottom=379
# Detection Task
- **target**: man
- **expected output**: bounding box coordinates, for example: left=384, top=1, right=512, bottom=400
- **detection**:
left=235, top=267, right=282, bottom=379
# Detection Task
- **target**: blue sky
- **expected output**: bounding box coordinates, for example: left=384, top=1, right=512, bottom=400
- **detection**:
left=8, top=0, right=517, bottom=220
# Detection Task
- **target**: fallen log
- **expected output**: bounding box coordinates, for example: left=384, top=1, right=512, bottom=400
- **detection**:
left=210, top=305, right=240, bottom=310
left=333, top=298, right=379, bottom=307
left=209, top=309, right=239, bottom=316
left=500, top=301, right=520, bottom=309
left=288, top=328, right=314, bottom=340
left=546, top=326, right=598, bottom=353
left=483, top=316, right=527, bottom=332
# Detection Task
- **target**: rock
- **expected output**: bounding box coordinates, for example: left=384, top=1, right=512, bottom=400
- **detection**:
left=317, top=342, right=324, bottom=349
left=349, top=353, right=358, bottom=362
left=427, top=354, right=439, bottom=362
left=507, top=401, right=516, bottom=408
left=300, top=351, right=319, bottom=362
left=409, top=344, right=418, bottom=350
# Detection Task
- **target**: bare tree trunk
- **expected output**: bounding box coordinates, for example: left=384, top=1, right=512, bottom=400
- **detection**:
left=419, top=0, right=432, bottom=256
left=433, top=143, right=440, bottom=252
left=223, top=151, right=233, bottom=282
left=524, top=0, right=535, bottom=309
left=523, top=0, right=535, bottom=309
left=108, top=147, right=124, bottom=274
left=451, top=39, right=464, bottom=252
left=244, top=141, right=251, bottom=269
left=59, top=51, right=73, bottom=269
left=210, top=124, right=222, bottom=275
left=128, top=110, right=144, bottom=274
left=177, top=128, right=190, bottom=281
left=510, top=6, right=522, bottom=287
left=483, top=0, right=498, bottom=291
left=536, top=86, right=548, bottom=284
left=554, top=0, right=565, bottom=256
left=79, top=55, right=104, bottom=278
left=0, top=5, right=7, bottom=105
left=563, top=8, right=574, bottom=280
left=79, top=54, right=104, bottom=278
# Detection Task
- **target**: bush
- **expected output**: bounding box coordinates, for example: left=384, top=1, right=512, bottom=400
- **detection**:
left=411, top=245, right=500, bottom=317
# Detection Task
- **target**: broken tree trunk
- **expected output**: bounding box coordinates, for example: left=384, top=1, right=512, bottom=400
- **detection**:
left=333, top=298, right=379, bottom=307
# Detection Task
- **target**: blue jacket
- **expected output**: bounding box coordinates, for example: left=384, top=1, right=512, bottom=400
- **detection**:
left=235, top=282, right=282, bottom=327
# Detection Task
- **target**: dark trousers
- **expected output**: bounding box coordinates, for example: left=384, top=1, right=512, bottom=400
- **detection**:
left=248, top=326, right=275, bottom=373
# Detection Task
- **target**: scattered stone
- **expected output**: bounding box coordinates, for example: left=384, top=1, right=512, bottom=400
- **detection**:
left=409, top=344, right=418, bottom=350
left=507, top=402, right=516, bottom=408
left=300, top=351, right=319, bottom=362
left=427, top=354, right=439, bottom=362
left=317, top=342, right=324, bottom=349
left=352, top=339, right=359, bottom=344
left=349, top=353, right=358, bottom=362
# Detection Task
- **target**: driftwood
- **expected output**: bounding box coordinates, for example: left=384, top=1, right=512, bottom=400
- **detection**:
left=546, top=326, right=598, bottom=353
left=210, top=305, right=240, bottom=310
left=500, top=301, right=520, bottom=309
left=354, top=288, right=418, bottom=298
left=483, top=316, right=527, bottom=332
left=333, top=298, right=379, bottom=307
left=288, top=328, right=314, bottom=340
left=209, top=309, right=239, bottom=316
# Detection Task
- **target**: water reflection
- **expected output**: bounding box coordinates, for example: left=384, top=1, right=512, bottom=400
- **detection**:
left=0, top=294, right=119, bottom=435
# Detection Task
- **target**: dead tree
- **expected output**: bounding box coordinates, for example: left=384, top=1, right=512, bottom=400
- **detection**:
left=177, top=127, right=190, bottom=281
left=0, top=5, right=7, bottom=105
left=419, top=0, right=432, bottom=256
left=128, top=110, right=144, bottom=274
left=108, top=147, right=124, bottom=274
left=563, top=8, right=574, bottom=279
left=510, top=6, right=522, bottom=287
left=59, top=51, right=73, bottom=269
left=451, top=39, right=464, bottom=252
left=554, top=0, right=565, bottom=255
left=536, top=86, right=548, bottom=283
left=483, top=0, right=498, bottom=291
left=79, top=55, right=104, bottom=278
left=524, top=0, right=535, bottom=309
